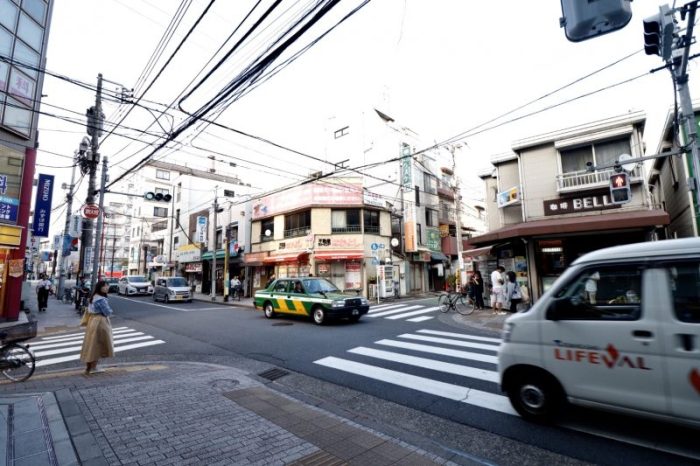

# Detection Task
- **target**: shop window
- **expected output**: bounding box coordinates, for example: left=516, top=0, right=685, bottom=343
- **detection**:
left=425, top=208, right=438, bottom=227
left=559, top=136, right=631, bottom=174
left=153, top=207, right=168, bottom=218
left=156, top=169, right=170, bottom=180
left=284, top=210, right=311, bottom=238
left=666, top=262, right=700, bottom=323
left=0, top=0, right=18, bottom=32
left=332, top=209, right=361, bottom=233
left=363, top=210, right=380, bottom=234
left=261, top=219, right=274, bottom=242
left=552, top=265, right=642, bottom=321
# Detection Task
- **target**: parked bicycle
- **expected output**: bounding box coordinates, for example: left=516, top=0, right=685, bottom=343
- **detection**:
left=61, top=287, right=75, bottom=304
left=0, top=319, right=37, bottom=383
left=438, top=290, right=474, bottom=315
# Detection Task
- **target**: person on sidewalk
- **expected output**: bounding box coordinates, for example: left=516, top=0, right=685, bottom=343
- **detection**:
left=80, top=280, right=114, bottom=375
left=490, top=266, right=506, bottom=314
left=230, top=276, right=242, bottom=299
left=503, top=271, right=522, bottom=313
left=36, top=273, right=52, bottom=312
left=470, top=271, right=485, bottom=310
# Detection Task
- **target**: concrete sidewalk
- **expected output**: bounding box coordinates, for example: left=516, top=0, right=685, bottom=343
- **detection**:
left=0, top=284, right=457, bottom=465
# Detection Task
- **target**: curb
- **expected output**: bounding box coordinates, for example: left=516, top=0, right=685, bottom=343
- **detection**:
left=191, top=297, right=256, bottom=309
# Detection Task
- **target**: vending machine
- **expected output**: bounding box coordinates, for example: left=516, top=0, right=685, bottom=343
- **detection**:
left=378, top=265, right=395, bottom=298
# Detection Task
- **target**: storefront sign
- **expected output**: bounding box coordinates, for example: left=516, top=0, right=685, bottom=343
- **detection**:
left=439, top=224, right=450, bottom=238
left=345, top=262, right=362, bottom=289
left=403, top=201, right=418, bottom=253
left=401, top=144, right=412, bottom=191
left=426, top=228, right=441, bottom=252
left=32, top=174, right=54, bottom=237
left=8, top=258, right=24, bottom=277
left=195, top=216, right=207, bottom=244
left=543, top=194, right=620, bottom=216
left=252, top=178, right=363, bottom=219
left=0, top=194, right=19, bottom=222
left=497, top=186, right=520, bottom=208
left=69, top=214, right=82, bottom=237
left=176, top=244, right=201, bottom=263
left=363, top=191, right=384, bottom=207
left=279, top=234, right=314, bottom=252
left=316, top=235, right=363, bottom=249
left=185, top=262, right=202, bottom=273
left=317, top=263, right=330, bottom=275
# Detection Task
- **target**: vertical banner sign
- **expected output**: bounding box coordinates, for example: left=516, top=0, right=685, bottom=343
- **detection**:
left=196, top=216, right=208, bottom=245
left=403, top=201, right=418, bottom=253
left=400, top=144, right=412, bottom=191
left=32, top=174, right=54, bottom=237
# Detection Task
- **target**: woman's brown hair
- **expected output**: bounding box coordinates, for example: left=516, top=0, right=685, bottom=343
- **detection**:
left=90, top=280, right=108, bottom=303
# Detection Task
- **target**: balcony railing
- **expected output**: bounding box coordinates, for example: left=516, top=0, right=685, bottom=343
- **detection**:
left=436, top=186, right=455, bottom=199
left=556, top=166, right=641, bottom=192
left=439, top=207, right=456, bottom=223
left=331, top=225, right=362, bottom=233
left=364, top=225, right=380, bottom=234
left=283, top=227, right=310, bottom=238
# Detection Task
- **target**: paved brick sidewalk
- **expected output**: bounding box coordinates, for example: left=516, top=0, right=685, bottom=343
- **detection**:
left=1, top=362, right=455, bottom=466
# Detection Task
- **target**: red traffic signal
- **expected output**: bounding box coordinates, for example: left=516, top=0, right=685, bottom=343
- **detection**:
left=609, top=173, right=631, bottom=204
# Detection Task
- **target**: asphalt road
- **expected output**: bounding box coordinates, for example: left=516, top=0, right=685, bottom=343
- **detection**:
left=30, top=294, right=700, bottom=465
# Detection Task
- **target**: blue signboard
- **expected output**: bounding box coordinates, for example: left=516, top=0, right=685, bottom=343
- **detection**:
left=0, top=174, right=19, bottom=222
left=32, top=174, right=54, bottom=237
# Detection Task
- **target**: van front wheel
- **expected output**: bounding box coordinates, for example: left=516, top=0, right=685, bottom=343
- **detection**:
left=507, top=373, right=563, bottom=422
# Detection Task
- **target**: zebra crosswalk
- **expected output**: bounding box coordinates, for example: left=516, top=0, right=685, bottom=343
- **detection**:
left=367, top=303, right=441, bottom=322
left=313, top=328, right=516, bottom=415
left=28, top=327, right=166, bottom=368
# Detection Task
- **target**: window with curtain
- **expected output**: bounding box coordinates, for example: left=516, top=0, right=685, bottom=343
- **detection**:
left=594, top=138, right=631, bottom=168
left=560, top=146, right=593, bottom=173
left=332, top=209, right=361, bottom=232
left=363, top=210, right=380, bottom=233
left=560, top=136, right=631, bottom=174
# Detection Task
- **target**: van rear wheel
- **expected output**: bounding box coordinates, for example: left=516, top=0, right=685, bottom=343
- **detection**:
left=507, top=373, right=564, bottom=422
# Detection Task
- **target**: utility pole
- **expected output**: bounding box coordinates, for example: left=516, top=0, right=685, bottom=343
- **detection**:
left=672, top=3, right=700, bottom=232
left=211, top=186, right=218, bottom=301
left=77, top=73, right=103, bottom=285
left=110, top=236, right=117, bottom=277
left=167, top=191, right=176, bottom=276
left=448, top=145, right=465, bottom=292
left=223, top=225, right=230, bottom=301
left=400, top=143, right=411, bottom=296
left=91, top=156, right=108, bottom=281
left=57, top=149, right=79, bottom=298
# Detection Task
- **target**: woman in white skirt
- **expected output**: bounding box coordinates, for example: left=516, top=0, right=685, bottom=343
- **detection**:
left=80, top=280, right=114, bottom=375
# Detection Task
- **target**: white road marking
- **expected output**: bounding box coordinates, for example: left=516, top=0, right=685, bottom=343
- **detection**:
left=39, top=327, right=129, bottom=340
left=116, top=296, right=185, bottom=311
left=406, top=316, right=433, bottom=323
left=398, top=334, right=499, bottom=352
left=368, top=304, right=398, bottom=311
left=314, top=357, right=515, bottom=415
left=33, top=336, right=156, bottom=357
left=34, top=339, right=166, bottom=367
left=416, top=329, right=502, bottom=344
left=368, top=304, right=406, bottom=314
left=348, top=347, right=499, bottom=383
left=29, top=332, right=145, bottom=349
left=385, top=306, right=440, bottom=320
left=367, top=305, right=424, bottom=318
left=375, top=339, right=498, bottom=364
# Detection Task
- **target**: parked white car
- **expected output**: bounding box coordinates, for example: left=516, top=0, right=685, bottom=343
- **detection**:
left=117, top=275, right=154, bottom=296
left=499, top=238, right=700, bottom=428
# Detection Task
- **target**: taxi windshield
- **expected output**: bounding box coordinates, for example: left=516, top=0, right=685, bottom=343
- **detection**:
left=302, top=278, right=340, bottom=294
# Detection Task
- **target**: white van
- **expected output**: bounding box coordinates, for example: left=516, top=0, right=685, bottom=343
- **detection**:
left=498, top=238, right=700, bottom=427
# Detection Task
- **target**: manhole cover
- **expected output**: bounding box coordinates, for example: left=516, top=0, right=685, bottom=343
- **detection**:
left=272, top=322, right=293, bottom=326
left=210, top=379, right=240, bottom=390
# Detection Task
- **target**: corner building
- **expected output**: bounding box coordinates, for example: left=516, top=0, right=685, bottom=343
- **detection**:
left=466, top=112, right=669, bottom=302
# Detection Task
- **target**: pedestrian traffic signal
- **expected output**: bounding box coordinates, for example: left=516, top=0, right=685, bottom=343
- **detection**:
left=70, top=238, right=79, bottom=251
left=610, top=173, right=631, bottom=205
left=643, top=5, right=675, bottom=60
left=144, top=192, right=172, bottom=202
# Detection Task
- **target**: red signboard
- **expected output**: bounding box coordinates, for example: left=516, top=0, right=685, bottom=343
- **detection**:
left=82, top=204, right=100, bottom=219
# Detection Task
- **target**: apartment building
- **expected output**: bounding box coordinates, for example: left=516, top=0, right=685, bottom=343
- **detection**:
left=467, top=112, right=669, bottom=300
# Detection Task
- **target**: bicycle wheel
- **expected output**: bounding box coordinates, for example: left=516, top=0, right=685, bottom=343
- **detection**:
left=455, top=294, right=475, bottom=315
left=1, top=343, right=36, bottom=382
left=438, top=294, right=451, bottom=313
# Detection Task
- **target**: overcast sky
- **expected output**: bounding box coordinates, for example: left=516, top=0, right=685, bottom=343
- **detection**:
left=37, top=0, right=700, bottom=232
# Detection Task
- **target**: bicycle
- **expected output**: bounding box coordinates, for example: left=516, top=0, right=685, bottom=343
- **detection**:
left=231, top=286, right=242, bottom=301
left=61, top=287, right=75, bottom=304
left=0, top=320, right=37, bottom=383
left=438, top=291, right=475, bottom=315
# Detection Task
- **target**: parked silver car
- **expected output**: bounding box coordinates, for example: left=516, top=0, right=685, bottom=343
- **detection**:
left=153, top=277, right=192, bottom=303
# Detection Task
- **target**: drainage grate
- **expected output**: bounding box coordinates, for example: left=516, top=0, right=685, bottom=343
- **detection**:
left=272, top=322, right=293, bottom=326
left=258, top=368, right=289, bottom=381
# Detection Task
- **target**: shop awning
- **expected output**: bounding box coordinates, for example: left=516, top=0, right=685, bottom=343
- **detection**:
left=468, top=210, right=670, bottom=246
left=462, top=245, right=494, bottom=257
left=263, top=252, right=309, bottom=264
left=244, top=252, right=268, bottom=266
left=314, top=250, right=364, bottom=261
left=201, top=250, right=226, bottom=260
left=430, top=252, right=449, bottom=262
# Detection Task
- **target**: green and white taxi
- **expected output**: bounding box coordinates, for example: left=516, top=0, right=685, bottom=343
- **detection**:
left=254, top=277, right=370, bottom=325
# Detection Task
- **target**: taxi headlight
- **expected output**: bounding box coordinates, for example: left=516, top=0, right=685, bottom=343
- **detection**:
left=332, top=300, right=345, bottom=308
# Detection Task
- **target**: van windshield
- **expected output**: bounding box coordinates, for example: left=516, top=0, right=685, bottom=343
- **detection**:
left=168, top=278, right=187, bottom=287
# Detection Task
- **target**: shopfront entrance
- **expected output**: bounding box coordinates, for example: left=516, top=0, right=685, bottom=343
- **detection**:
left=0, top=224, right=23, bottom=318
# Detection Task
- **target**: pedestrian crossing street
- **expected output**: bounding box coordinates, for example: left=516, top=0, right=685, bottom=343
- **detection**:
left=314, top=328, right=517, bottom=415
left=366, top=302, right=441, bottom=322
left=28, top=327, right=166, bottom=368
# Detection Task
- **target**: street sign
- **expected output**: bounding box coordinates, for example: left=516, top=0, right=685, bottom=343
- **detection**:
left=69, top=214, right=82, bottom=236
left=82, top=204, right=100, bottom=219
left=371, top=243, right=379, bottom=251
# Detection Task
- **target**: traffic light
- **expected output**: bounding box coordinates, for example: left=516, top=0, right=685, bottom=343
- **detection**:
left=643, top=5, right=675, bottom=60
left=609, top=173, right=631, bottom=205
left=70, top=238, right=79, bottom=251
left=144, top=192, right=172, bottom=202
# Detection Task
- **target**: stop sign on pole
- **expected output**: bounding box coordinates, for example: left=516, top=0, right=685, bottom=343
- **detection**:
left=82, top=204, right=100, bottom=219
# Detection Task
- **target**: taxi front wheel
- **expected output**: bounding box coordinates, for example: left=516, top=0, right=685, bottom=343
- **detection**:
left=507, top=373, right=564, bottom=422
left=264, top=302, right=275, bottom=319
left=313, top=307, right=326, bottom=325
